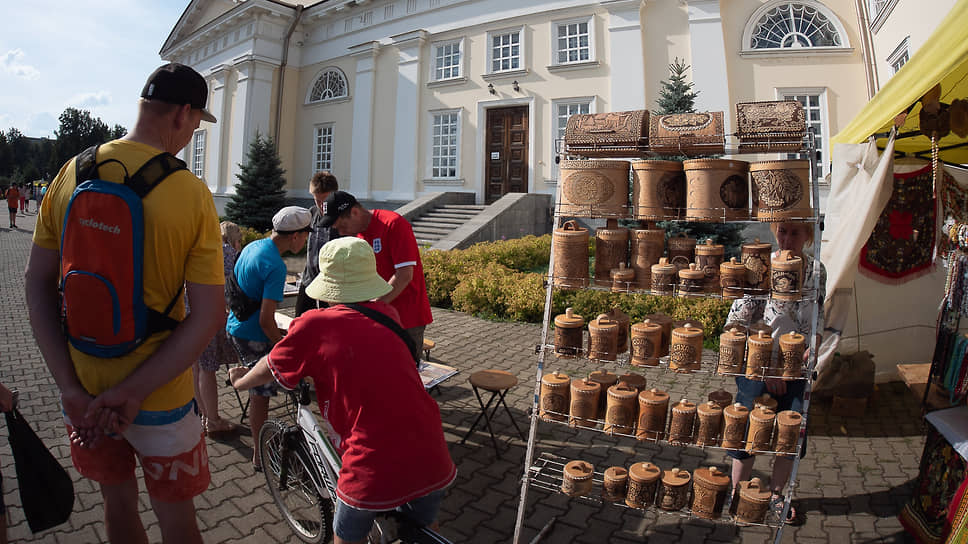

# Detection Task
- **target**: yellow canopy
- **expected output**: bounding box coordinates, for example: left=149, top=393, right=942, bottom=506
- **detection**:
left=830, top=0, right=968, bottom=164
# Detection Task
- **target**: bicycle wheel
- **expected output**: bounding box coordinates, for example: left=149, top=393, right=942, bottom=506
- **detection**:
left=259, top=419, right=334, bottom=544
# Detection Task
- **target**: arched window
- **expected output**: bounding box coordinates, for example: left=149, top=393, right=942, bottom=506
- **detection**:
left=745, top=1, right=848, bottom=51
left=308, top=67, right=348, bottom=103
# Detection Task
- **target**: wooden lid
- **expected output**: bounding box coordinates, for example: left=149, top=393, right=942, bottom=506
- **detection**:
left=588, top=370, right=618, bottom=386
left=554, top=307, right=584, bottom=328
left=652, top=259, right=676, bottom=273
left=631, top=159, right=684, bottom=172
left=698, top=400, right=723, bottom=416
left=589, top=314, right=618, bottom=331
left=541, top=370, right=570, bottom=386
left=604, top=466, right=628, bottom=482
left=780, top=331, right=806, bottom=346
left=672, top=323, right=703, bottom=339
left=607, top=381, right=639, bottom=400
left=748, top=329, right=773, bottom=346
left=611, top=263, right=635, bottom=279
left=708, top=389, right=734, bottom=407
left=720, top=327, right=747, bottom=342
left=682, top=158, right=750, bottom=171
left=617, top=373, right=647, bottom=390
left=777, top=410, right=802, bottom=426
left=695, top=239, right=725, bottom=255
left=556, top=220, right=588, bottom=234
left=571, top=378, right=601, bottom=394
left=724, top=402, right=750, bottom=417
left=694, top=466, right=730, bottom=489
left=631, top=228, right=665, bottom=240
left=740, top=477, right=772, bottom=502
left=772, top=249, right=802, bottom=266
left=742, top=238, right=772, bottom=251
left=672, top=398, right=697, bottom=413
left=754, top=394, right=778, bottom=411
left=721, top=257, right=746, bottom=271
left=631, top=319, right=663, bottom=334
left=639, top=388, right=669, bottom=404
left=564, top=460, right=595, bottom=480
left=628, top=462, right=661, bottom=483
left=662, top=467, right=692, bottom=487
left=678, top=263, right=704, bottom=280
left=750, top=405, right=776, bottom=422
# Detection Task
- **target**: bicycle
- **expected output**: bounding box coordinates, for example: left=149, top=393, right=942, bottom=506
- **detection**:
left=258, top=380, right=453, bottom=544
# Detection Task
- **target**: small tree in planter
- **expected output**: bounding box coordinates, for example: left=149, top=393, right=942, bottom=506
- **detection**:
left=225, top=133, right=287, bottom=232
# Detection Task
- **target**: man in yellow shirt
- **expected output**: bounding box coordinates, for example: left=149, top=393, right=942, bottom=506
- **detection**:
left=25, top=63, right=224, bottom=544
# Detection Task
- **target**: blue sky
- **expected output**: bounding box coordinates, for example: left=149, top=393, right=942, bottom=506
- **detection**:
left=0, top=2, right=188, bottom=138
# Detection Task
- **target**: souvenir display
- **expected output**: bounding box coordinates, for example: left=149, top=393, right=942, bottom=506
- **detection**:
left=559, top=159, right=630, bottom=217
left=670, top=323, right=703, bottom=372
left=604, top=307, right=631, bottom=355
left=746, top=330, right=773, bottom=379
left=595, top=218, right=630, bottom=287
left=745, top=406, right=776, bottom=453
left=604, top=382, right=639, bottom=435
left=643, top=313, right=674, bottom=356
left=695, top=239, right=724, bottom=292
left=587, top=314, right=619, bottom=361
left=683, top=159, right=750, bottom=221
left=677, top=263, right=705, bottom=297
left=636, top=388, right=669, bottom=441
left=553, top=308, right=584, bottom=358
left=630, top=226, right=665, bottom=289
left=657, top=467, right=692, bottom=511
left=736, top=477, right=773, bottom=524
left=750, top=160, right=812, bottom=221
left=778, top=332, right=806, bottom=378
left=588, top=370, right=619, bottom=419
left=565, top=110, right=649, bottom=157
left=736, top=100, right=806, bottom=152
left=603, top=466, right=629, bottom=503
left=775, top=410, right=802, bottom=454
left=718, top=328, right=747, bottom=375
left=720, top=257, right=747, bottom=299
left=552, top=220, right=590, bottom=289
left=695, top=401, right=723, bottom=447
left=771, top=250, right=803, bottom=301
left=741, top=239, right=772, bottom=295
left=722, top=403, right=750, bottom=450
left=649, top=111, right=725, bottom=155
left=611, top=263, right=635, bottom=293
left=561, top=460, right=595, bottom=497
left=691, top=466, right=731, bottom=520
left=667, top=233, right=697, bottom=271
left=626, top=462, right=661, bottom=509
left=569, top=378, right=601, bottom=429
left=630, top=319, right=663, bottom=367
left=539, top=371, right=570, bottom=422
left=631, top=160, right=685, bottom=220
left=668, top=398, right=697, bottom=445
left=650, top=258, right=678, bottom=296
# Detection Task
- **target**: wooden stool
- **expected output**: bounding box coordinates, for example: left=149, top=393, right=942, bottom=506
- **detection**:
left=460, top=370, right=525, bottom=457
left=423, top=338, right=436, bottom=361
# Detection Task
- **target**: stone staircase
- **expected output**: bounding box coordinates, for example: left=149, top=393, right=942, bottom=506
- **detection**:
left=410, top=203, right=486, bottom=246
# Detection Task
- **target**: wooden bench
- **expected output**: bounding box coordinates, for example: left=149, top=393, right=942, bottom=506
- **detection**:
left=897, top=363, right=950, bottom=411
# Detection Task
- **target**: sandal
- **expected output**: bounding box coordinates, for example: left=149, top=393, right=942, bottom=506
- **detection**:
left=204, top=417, right=239, bottom=437
left=770, top=495, right=797, bottom=525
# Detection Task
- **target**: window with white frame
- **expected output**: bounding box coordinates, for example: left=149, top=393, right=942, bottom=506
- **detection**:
left=192, top=130, right=205, bottom=178
left=431, top=111, right=460, bottom=179
left=554, top=19, right=591, bottom=65
left=888, top=37, right=910, bottom=74
left=489, top=29, right=522, bottom=73
left=780, top=90, right=827, bottom=181
left=308, top=68, right=348, bottom=103
left=432, top=39, right=462, bottom=81
left=551, top=99, right=592, bottom=179
left=313, top=125, right=334, bottom=173
left=747, top=2, right=846, bottom=50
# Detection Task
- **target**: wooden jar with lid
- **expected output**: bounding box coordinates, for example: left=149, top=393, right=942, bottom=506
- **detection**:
left=588, top=370, right=618, bottom=419
left=778, top=331, right=806, bottom=378
left=695, top=401, right=724, bottom=447
left=610, top=263, right=635, bottom=293
left=539, top=370, right=570, bottom=422
left=630, top=226, right=665, bottom=289
left=587, top=314, right=619, bottom=361
left=750, top=159, right=812, bottom=222
left=559, top=159, right=630, bottom=217
left=604, top=382, right=639, bottom=435
left=551, top=220, right=590, bottom=289
left=626, top=462, right=662, bottom=508
left=746, top=330, right=773, bottom=379
left=736, top=477, right=772, bottom=524
left=667, top=233, right=697, bottom=271
left=695, top=239, right=725, bottom=293
left=677, top=262, right=705, bottom=297
left=771, top=249, right=803, bottom=301
left=631, top=159, right=685, bottom=221
left=657, top=467, right=692, bottom=511
left=754, top=393, right=778, bottom=413
left=643, top=313, right=673, bottom=356
left=650, top=258, right=677, bottom=296
left=604, top=307, right=631, bottom=355
left=691, top=466, right=731, bottom=520
left=745, top=406, right=776, bottom=453
left=722, top=403, right=750, bottom=449
left=683, top=158, right=751, bottom=222
left=707, top=389, right=734, bottom=410
left=568, top=378, right=601, bottom=429
left=630, top=319, right=662, bottom=367
left=741, top=238, right=772, bottom=295
left=718, top=327, right=747, bottom=374
left=602, top=466, right=629, bottom=503
left=617, top=372, right=647, bottom=392
left=775, top=410, right=803, bottom=454
left=553, top=308, right=584, bottom=359
left=561, top=460, right=595, bottom=497
left=668, top=398, right=697, bottom=445
left=720, top=257, right=747, bottom=299
left=670, top=323, right=703, bottom=372
left=636, top=388, right=669, bottom=441
left=595, top=218, right=630, bottom=287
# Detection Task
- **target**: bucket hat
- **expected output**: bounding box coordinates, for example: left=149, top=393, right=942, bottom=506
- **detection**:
left=306, top=237, right=391, bottom=303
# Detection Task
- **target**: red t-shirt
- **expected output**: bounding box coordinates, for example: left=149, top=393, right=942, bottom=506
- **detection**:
left=5, top=187, right=19, bottom=208
left=267, top=302, right=456, bottom=510
left=359, top=209, right=433, bottom=329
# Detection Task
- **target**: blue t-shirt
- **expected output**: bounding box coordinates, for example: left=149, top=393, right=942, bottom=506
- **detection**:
left=226, top=237, right=286, bottom=342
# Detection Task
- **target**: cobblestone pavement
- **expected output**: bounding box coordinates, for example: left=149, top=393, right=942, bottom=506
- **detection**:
left=1, top=211, right=921, bottom=543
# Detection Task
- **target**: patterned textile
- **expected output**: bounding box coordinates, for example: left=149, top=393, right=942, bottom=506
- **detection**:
left=945, top=474, right=968, bottom=544
left=940, top=173, right=968, bottom=257
left=900, top=426, right=966, bottom=543
left=860, top=163, right=937, bottom=283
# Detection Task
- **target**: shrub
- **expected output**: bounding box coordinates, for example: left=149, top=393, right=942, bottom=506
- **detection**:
left=240, top=226, right=269, bottom=248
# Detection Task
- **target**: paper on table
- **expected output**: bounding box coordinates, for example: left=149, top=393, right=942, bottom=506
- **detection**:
left=419, top=361, right=459, bottom=389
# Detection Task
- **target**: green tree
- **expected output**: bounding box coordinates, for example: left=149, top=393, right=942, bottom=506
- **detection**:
left=225, top=133, right=287, bottom=232
left=654, top=58, right=699, bottom=115
left=110, top=124, right=127, bottom=139
left=0, top=132, right=10, bottom=177
left=52, top=107, right=110, bottom=170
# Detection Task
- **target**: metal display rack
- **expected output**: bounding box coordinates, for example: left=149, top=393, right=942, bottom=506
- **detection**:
left=511, top=130, right=822, bottom=544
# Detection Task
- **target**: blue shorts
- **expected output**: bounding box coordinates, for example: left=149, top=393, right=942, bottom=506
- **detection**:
left=726, top=377, right=806, bottom=460
left=333, top=489, right=445, bottom=542
left=228, top=335, right=278, bottom=397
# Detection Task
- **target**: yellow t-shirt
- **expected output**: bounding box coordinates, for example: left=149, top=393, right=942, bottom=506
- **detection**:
left=34, top=139, right=224, bottom=411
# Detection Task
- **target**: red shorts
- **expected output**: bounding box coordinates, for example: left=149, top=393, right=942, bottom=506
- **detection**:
left=67, top=401, right=210, bottom=502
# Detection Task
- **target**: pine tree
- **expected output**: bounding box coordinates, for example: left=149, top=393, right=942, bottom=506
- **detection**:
left=654, top=58, right=699, bottom=115
left=225, top=133, right=287, bottom=232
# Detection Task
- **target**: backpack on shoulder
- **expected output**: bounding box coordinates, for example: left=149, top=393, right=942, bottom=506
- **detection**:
left=60, top=145, right=187, bottom=357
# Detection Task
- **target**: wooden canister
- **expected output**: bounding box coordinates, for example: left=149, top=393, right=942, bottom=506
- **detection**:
left=718, top=328, right=747, bottom=375
left=745, top=406, right=776, bottom=454
left=610, top=263, right=635, bottom=293
left=643, top=313, right=674, bottom=356
left=677, top=262, right=705, bottom=297
left=539, top=370, right=571, bottom=422
left=746, top=330, right=773, bottom=379
left=741, top=239, right=772, bottom=295
left=602, top=466, right=629, bottom=503
left=736, top=477, right=772, bottom=524
left=683, top=158, right=750, bottom=221
left=667, top=233, right=697, bottom=271
left=657, top=468, right=692, bottom=511
left=605, top=307, right=631, bottom=355
left=631, top=159, right=685, bottom=220
left=587, top=314, right=618, bottom=361
left=595, top=219, right=630, bottom=287
left=771, top=250, right=803, bottom=301
left=636, top=388, right=669, bottom=441
left=552, top=220, right=590, bottom=289
left=775, top=410, right=803, bottom=454
left=561, top=460, right=595, bottom=497
left=553, top=307, right=584, bottom=358
left=588, top=370, right=619, bottom=419
left=569, top=378, right=601, bottom=428
left=695, top=239, right=725, bottom=293
left=630, top=319, right=663, bottom=367
left=754, top=393, right=778, bottom=413
left=617, top=372, right=647, bottom=392
left=720, top=257, right=747, bottom=299
left=559, top=159, right=630, bottom=218
left=668, top=398, right=697, bottom=445
left=626, top=462, right=662, bottom=508
left=750, top=159, right=812, bottom=222
left=630, top=226, right=665, bottom=289
left=650, top=258, right=677, bottom=296
left=722, top=403, right=750, bottom=449
left=695, top=401, right=723, bottom=447
left=778, top=332, right=806, bottom=378
left=670, top=323, right=703, bottom=372
left=707, top=389, right=734, bottom=410
left=691, top=467, right=731, bottom=520
left=604, top=382, right=639, bottom=435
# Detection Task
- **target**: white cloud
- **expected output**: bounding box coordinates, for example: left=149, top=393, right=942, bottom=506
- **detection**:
left=67, top=91, right=113, bottom=109
left=27, top=112, right=58, bottom=138
left=0, top=49, right=40, bottom=80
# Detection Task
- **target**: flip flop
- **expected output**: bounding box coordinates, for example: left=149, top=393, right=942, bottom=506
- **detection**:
left=770, top=495, right=797, bottom=524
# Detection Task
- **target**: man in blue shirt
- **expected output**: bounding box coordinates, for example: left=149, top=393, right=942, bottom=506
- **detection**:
left=227, top=206, right=310, bottom=470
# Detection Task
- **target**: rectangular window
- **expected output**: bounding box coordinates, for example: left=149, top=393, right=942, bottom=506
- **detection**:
left=551, top=100, right=592, bottom=179
left=192, top=130, right=205, bottom=178
left=313, top=125, right=334, bottom=173
left=891, top=50, right=909, bottom=74
left=431, top=111, right=459, bottom=179
left=433, top=40, right=462, bottom=81
left=780, top=91, right=827, bottom=182
left=491, top=30, right=521, bottom=72
left=555, top=21, right=590, bottom=64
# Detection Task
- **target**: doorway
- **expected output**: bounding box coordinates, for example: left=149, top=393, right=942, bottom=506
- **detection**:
left=485, top=106, right=529, bottom=204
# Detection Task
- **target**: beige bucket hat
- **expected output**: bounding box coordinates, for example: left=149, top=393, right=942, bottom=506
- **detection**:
left=305, top=237, right=391, bottom=303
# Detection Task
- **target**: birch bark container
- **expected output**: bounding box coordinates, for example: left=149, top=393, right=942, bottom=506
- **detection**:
left=636, top=388, right=669, bottom=441
left=667, top=233, right=697, bottom=271
left=736, top=478, right=773, bottom=524
left=771, top=249, right=803, bottom=301
left=670, top=323, right=703, bottom=372
left=691, top=467, right=731, bottom=520
left=559, top=159, right=630, bottom=218
left=553, top=307, right=584, bottom=359
left=746, top=330, right=773, bottom=379
left=587, top=314, right=619, bottom=361
left=630, top=226, right=665, bottom=289
left=626, top=462, right=661, bottom=509
left=595, top=218, right=629, bottom=287
left=778, top=331, right=806, bottom=378
left=722, top=403, right=750, bottom=450
left=745, top=406, right=776, bottom=454
left=683, top=158, right=750, bottom=221
left=720, top=257, right=747, bottom=299
left=668, top=398, right=697, bottom=445
left=552, top=220, right=590, bottom=289
left=695, top=239, right=725, bottom=293
left=695, top=400, right=724, bottom=447
left=750, top=159, right=812, bottom=222
left=775, top=410, right=803, bottom=455
left=602, top=466, right=629, bottom=503
left=561, top=460, right=595, bottom=497
left=631, top=159, right=685, bottom=220
left=630, top=319, right=663, bottom=367
left=643, top=313, right=674, bottom=357
left=677, top=262, right=705, bottom=297
left=604, top=382, right=639, bottom=435
left=610, top=262, right=635, bottom=293
left=650, top=258, right=677, bottom=296
left=569, top=378, right=601, bottom=429
left=539, top=370, right=570, bottom=422
left=718, top=328, right=747, bottom=375
left=657, top=468, right=692, bottom=511
left=741, top=239, right=772, bottom=295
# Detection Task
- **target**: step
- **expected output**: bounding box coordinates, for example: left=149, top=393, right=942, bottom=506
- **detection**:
left=422, top=213, right=471, bottom=223
left=412, top=226, right=453, bottom=236
left=412, top=220, right=462, bottom=230
left=439, top=204, right=486, bottom=211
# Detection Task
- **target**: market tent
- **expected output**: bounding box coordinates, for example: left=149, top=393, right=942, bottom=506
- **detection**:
left=830, top=0, right=968, bottom=161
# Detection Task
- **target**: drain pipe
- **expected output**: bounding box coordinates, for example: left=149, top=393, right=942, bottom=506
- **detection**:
left=854, top=0, right=878, bottom=99
left=273, top=4, right=304, bottom=144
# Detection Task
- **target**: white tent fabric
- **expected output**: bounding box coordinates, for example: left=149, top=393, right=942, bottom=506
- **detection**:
left=814, top=134, right=896, bottom=383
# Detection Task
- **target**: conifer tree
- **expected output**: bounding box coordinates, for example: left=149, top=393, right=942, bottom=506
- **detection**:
left=654, top=58, right=699, bottom=115
left=225, top=133, right=287, bottom=232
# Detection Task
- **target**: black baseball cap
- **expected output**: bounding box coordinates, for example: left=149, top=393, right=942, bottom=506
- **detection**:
left=319, top=191, right=359, bottom=227
left=141, top=63, right=217, bottom=123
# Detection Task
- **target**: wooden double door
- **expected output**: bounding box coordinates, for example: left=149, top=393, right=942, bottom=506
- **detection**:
left=485, top=106, right=528, bottom=204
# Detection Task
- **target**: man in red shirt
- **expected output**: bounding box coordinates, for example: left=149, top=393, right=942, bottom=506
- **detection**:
left=319, top=191, right=433, bottom=360
left=229, top=237, right=455, bottom=544
left=5, top=185, right=20, bottom=228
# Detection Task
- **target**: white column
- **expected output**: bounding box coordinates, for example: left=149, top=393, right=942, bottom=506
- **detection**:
left=603, top=0, right=645, bottom=111
left=348, top=41, right=381, bottom=199
left=390, top=30, right=426, bottom=201
left=227, top=57, right=277, bottom=194
left=687, top=0, right=732, bottom=131
left=206, top=65, right=230, bottom=194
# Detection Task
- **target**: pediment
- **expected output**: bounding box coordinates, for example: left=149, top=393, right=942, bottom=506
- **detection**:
left=161, top=0, right=245, bottom=55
